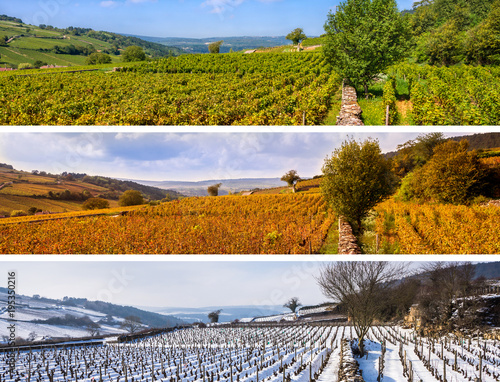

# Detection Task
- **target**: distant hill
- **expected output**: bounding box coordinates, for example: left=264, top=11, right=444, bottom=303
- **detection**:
left=0, top=164, right=183, bottom=215
left=127, top=35, right=293, bottom=54
left=132, top=178, right=286, bottom=196
left=384, top=132, right=500, bottom=158
left=139, top=305, right=289, bottom=324
left=0, top=287, right=186, bottom=341
left=0, top=16, right=182, bottom=68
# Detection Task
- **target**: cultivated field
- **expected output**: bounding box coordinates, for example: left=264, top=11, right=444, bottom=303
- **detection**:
left=0, top=193, right=334, bottom=254
left=1, top=325, right=498, bottom=381
left=0, top=53, right=339, bottom=125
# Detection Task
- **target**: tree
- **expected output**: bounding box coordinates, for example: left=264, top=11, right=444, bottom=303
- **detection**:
left=392, top=132, right=446, bottom=177
left=281, top=170, right=300, bottom=192
left=122, top=45, right=146, bottom=62
left=417, top=262, right=476, bottom=331
left=82, top=197, right=110, bottom=210
left=286, top=28, right=306, bottom=46
left=465, top=2, right=500, bottom=65
left=208, top=309, right=222, bottom=323
left=86, top=321, right=101, bottom=337
left=283, top=297, right=302, bottom=313
left=27, top=331, right=37, bottom=341
left=119, top=190, right=144, bottom=206
left=208, top=40, right=224, bottom=54
left=33, top=60, right=47, bottom=68
left=404, top=140, right=487, bottom=204
left=86, top=52, right=112, bottom=65
left=120, top=315, right=142, bottom=334
left=323, top=0, right=410, bottom=97
left=320, top=138, right=396, bottom=231
left=207, top=183, right=222, bottom=196
left=316, top=261, right=408, bottom=355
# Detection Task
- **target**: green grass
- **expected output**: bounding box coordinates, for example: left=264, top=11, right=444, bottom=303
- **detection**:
left=319, top=222, right=339, bottom=254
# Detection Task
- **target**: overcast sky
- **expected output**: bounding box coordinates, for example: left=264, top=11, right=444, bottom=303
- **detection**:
left=2, top=0, right=415, bottom=39
left=0, top=132, right=471, bottom=182
left=0, top=259, right=441, bottom=308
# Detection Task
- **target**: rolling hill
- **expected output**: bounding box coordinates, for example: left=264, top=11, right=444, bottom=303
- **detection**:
left=0, top=288, right=186, bottom=341
left=0, top=163, right=183, bottom=216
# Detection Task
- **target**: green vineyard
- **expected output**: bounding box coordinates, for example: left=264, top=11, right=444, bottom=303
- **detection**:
left=391, top=63, right=500, bottom=125
left=0, top=53, right=340, bottom=125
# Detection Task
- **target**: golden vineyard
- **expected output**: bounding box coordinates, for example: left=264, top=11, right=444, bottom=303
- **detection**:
left=0, top=194, right=334, bottom=254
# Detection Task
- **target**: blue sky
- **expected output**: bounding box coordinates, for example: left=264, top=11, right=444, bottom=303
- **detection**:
left=0, top=132, right=451, bottom=182
left=1, top=0, right=415, bottom=38
left=1, top=260, right=426, bottom=307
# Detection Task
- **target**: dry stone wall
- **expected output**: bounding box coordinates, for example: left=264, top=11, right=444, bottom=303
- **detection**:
left=338, top=217, right=362, bottom=254
left=336, top=82, right=364, bottom=126
left=338, top=339, right=365, bottom=382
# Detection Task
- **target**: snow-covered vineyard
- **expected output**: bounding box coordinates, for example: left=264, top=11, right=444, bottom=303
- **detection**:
left=1, top=324, right=499, bottom=382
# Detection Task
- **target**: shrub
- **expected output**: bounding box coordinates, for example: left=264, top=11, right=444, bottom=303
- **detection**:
left=10, top=210, right=28, bottom=217
left=82, top=197, right=110, bottom=210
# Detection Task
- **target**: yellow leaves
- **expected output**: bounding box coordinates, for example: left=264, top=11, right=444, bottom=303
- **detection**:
left=0, top=194, right=334, bottom=254
left=374, top=199, right=500, bottom=254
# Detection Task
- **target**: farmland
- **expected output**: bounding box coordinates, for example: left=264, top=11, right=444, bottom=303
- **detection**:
left=0, top=53, right=339, bottom=125
left=373, top=199, right=500, bottom=254
left=0, top=166, right=179, bottom=216
left=1, top=324, right=498, bottom=382
left=0, top=193, right=334, bottom=254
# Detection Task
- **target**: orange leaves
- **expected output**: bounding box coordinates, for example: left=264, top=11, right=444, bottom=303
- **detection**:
left=0, top=194, right=334, bottom=254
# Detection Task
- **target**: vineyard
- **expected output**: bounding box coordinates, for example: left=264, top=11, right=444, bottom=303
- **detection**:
left=390, top=63, right=500, bottom=125
left=374, top=199, right=500, bottom=254
left=1, top=324, right=498, bottom=382
left=0, top=193, right=334, bottom=254
left=0, top=53, right=340, bottom=125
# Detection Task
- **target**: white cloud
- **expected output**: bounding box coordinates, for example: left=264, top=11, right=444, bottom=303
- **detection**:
left=201, top=0, right=280, bottom=14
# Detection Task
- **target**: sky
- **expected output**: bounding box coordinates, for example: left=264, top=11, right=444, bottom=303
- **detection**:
left=0, top=260, right=430, bottom=308
left=0, top=132, right=469, bottom=182
left=1, top=0, right=415, bottom=38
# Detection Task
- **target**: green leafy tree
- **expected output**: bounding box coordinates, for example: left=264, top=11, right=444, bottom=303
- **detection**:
left=122, top=45, right=146, bottom=62
left=286, top=28, right=306, bottom=46
left=425, top=20, right=465, bottom=65
left=119, top=190, right=144, bottom=206
left=208, top=40, right=224, bottom=54
left=33, top=60, right=48, bottom=68
left=323, top=0, right=410, bottom=97
left=207, top=183, right=222, bottom=196
left=281, top=170, right=301, bottom=192
left=321, top=138, right=396, bottom=231
left=465, top=2, right=500, bottom=65
left=82, top=197, right=110, bottom=210
left=86, top=52, right=112, bottom=65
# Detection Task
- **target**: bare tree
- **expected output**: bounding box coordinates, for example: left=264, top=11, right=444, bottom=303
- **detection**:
left=86, top=322, right=101, bottom=337
left=27, top=331, right=37, bottom=342
left=120, top=315, right=142, bottom=334
left=316, top=261, right=409, bottom=355
left=283, top=297, right=302, bottom=313
left=417, top=262, right=476, bottom=330
left=208, top=309, right=222, bottom=323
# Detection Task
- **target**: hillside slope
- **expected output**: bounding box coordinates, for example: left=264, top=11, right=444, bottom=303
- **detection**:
left=0, top=16, right=182, bottom=68
left=0, top=288, right=186, bottom=341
